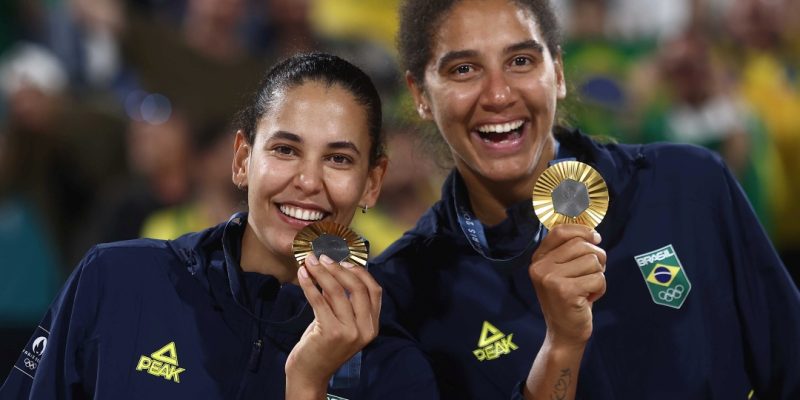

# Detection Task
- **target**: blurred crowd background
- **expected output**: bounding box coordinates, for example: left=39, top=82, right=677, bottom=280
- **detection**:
left=0, top=0, right=798, bottom=377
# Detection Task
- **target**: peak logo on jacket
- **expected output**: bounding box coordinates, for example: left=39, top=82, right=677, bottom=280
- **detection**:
left=473, top=321, right=518, bottom=361
left=135, top=342, right=186, bottom=383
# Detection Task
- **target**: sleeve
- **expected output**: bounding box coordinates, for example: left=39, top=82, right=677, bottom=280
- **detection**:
left=721, top=164, right=800, bottom=399
left=358, top=336, right=440, bottom=400
left=0, top=247, right=102, bottom=399
left=511, top=381, right=527, bottom=400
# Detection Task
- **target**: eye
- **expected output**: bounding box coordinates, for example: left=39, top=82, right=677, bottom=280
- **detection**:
left=327, top=154, right=354, bottom=165
left=448, top=63, right=479, bottom=80
left=270, top=145, right=296, bottom=157
left=512, top=56, right=530, bottom=66
left=455, top=64, right=473, bottom=74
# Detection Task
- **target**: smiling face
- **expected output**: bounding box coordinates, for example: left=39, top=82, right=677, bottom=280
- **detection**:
left=408, top=0, right=565, bottom=202
left=233, top=81, right=385, bottom=272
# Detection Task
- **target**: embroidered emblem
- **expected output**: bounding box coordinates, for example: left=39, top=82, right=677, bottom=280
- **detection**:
left=635, top=245, right=692, bottom=309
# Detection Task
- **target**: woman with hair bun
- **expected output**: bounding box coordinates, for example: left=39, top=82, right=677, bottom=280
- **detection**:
left=1, top=53, right=438, bottom=400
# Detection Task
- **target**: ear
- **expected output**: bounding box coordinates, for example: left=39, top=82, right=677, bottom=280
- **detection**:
left=405, top=71, right=432, bottom=120
left=359, top=156, right=389, bottom=209
left=232, top=130, right=251, bottom=189
left=554, top=48, right=567, bottom=100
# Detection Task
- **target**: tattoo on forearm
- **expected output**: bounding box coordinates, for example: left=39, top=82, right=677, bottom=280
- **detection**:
left=550, top=368, right=571, bottom=400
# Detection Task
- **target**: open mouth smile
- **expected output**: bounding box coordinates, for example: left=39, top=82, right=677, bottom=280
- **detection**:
left=279, top=204, right=327, bottom=222
left=474, top=119, right=525, bottom=144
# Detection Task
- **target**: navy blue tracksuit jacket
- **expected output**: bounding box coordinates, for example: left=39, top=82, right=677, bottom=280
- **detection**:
left=1, top=214, right=437, bottom=399
left=371, top=128, right=800, bottom=399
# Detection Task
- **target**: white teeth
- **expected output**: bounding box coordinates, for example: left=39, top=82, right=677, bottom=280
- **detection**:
left=280, top=205, right=324, bottom=221
left=477, top=120, right=524, bottom=134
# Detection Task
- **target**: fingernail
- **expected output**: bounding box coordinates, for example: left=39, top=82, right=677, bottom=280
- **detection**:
left=306, top=253, right=319, bottom=266
left=593, top=231, right=602, bottom=244
left=319, top=254, right=334, bottom=265
left=298, top=266, right=309, bottom=279
left=340, top=261, right=355, bottom=269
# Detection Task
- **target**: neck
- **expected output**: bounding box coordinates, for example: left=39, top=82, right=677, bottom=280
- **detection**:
left=461, top=136, right=556, bottom=226
left=239, top=220, right=298, bottom=284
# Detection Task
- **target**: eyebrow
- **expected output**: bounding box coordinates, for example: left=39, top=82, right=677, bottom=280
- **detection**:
left=267, top=130, right=302, bottom=143
left=506, top=40, right=544, bottom=54
left=266, top=130, right=361, bottom=155
left=328, top=140, right=361, bottom=155
left=436, top=40, right=545, bottom=71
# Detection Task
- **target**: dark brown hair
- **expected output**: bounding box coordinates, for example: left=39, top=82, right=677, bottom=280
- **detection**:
left=398, top=0, right=562, bottom=87
left=234, top=52, right=385, bottom=166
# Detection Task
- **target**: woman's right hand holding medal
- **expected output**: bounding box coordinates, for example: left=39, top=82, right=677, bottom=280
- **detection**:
left=529, top=224, right=606, bottom=346
left=524, top=224, right=606, bottom=399
left=285, top=252, right=382, bottom=399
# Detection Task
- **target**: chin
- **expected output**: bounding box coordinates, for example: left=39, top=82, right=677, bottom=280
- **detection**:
left=479, top=160, right=535, bottom=182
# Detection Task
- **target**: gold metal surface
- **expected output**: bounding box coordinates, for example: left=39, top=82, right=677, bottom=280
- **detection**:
left=292, top=221, right=369, bottom=267
left=532, top=161, right=609, bottom=229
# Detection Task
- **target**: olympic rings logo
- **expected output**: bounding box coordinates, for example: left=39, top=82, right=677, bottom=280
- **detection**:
left=658, top=284, right=685, bottom=302
left=23, top=358, right=37, bottom=370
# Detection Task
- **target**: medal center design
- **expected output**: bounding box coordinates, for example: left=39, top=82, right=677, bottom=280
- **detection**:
left=552, top=179, right=589, bottom=218
left=532, top=160, right=608, bottom=229
left=311, top=233, right=350, bottom=262
left=293, top=221, right=369, bottom=268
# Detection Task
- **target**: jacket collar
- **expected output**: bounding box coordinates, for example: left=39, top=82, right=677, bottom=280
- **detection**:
left=168, top=212, right=313, bottom=337
left=421, top=128, right=647, bottom=248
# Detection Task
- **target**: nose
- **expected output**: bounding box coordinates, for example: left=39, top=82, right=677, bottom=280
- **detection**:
left=479, top=69, right=515, bottom=111
left=294, top=160, right=324, bottom=195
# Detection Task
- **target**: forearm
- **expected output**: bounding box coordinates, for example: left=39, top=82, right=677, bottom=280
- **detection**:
left=523, top=337, right=585, bottom=400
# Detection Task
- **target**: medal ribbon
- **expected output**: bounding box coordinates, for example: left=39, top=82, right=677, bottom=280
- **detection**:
left=453, top=142, right=575, bottom=261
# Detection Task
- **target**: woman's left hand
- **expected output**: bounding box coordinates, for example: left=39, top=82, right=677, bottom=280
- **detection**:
left=285, top=253, right=382, bottom=399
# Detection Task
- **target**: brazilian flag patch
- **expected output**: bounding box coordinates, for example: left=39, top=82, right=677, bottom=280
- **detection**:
left=634, top=244, right=691, bottom=309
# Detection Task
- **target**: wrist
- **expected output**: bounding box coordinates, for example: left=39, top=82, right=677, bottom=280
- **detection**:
left=524, top=335, right=586, bottom=400
left=285, top=372, right=328, bottom=400
left=542, top=331, right=589, bottom=354
left=285, top=364, right=330, bottom=400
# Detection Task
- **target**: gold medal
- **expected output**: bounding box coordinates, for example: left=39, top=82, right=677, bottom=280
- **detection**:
left=532, top=160, right=609, bottom=229
left=292, top=221, right=369, bottom=268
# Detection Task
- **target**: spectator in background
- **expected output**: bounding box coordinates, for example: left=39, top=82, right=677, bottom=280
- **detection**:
left=249, top=0, right=402, bottom=99
left=559, top=0, right=655, bottom=141
left=0, top=42, right=65, bottom=381
left=140, top=120, right=245, bottom=240
left=725, top=0, right=800, bottom=280
left=0, top=41, right=127, bottom=267
left=311, top=0, right=400, bottom=52
left=605, top=0, right=691, bottom=41
left=69, top=0, right=268, bottom=128
left=48, top=0, right=124, bottom=95
left=89, top=108, right=193, bottom=246
left=639, top=30, right=781, bottom=235
left=351, top=122, right=445, bottom=254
